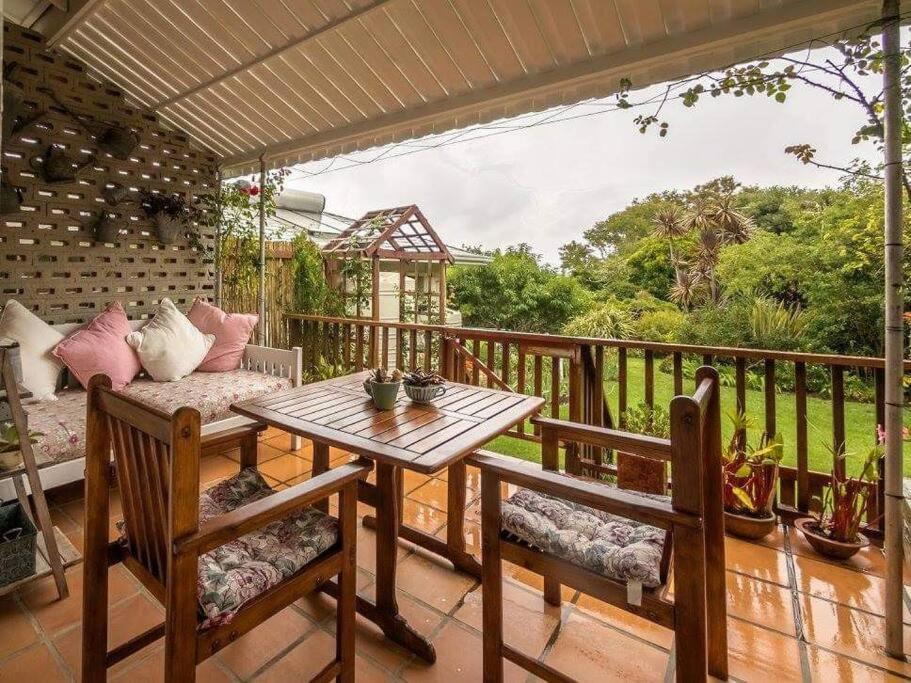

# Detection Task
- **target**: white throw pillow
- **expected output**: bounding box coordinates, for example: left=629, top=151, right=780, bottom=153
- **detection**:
left=126, top=298, right=214, bottom=382
left=0, top=300, right=64, bottom=401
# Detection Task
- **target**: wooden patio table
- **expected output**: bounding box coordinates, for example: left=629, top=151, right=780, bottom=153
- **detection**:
left=232, top=371, right=543, bottom=663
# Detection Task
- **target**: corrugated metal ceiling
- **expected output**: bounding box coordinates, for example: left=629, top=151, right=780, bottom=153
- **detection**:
left=47, top=0, right=883, bottom=176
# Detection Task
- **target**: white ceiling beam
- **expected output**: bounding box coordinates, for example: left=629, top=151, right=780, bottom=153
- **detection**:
left=219, top=0, right=881, bottom=174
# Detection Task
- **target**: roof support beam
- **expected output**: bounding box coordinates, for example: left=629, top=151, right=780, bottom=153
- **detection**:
left=220, top=0, right=879, bottom=174
left=152, top=0, right=396, bottom=109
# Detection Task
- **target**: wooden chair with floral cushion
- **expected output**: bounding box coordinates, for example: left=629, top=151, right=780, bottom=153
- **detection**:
left=470, top=367, right=727, bottom=682
left=81, top=374, right=370, bottom=682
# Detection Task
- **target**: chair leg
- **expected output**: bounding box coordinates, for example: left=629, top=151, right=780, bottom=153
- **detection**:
left=81, top=498, right=110, bottom=680
left=165, top=553, right=199, bottom=683
left=543, top=577, right=562, bottom=606
left=673, top=526, right=708, bottom=682
left=336, top=483, right=358, bottom=683
left=480, top=472, right=504, bottom=683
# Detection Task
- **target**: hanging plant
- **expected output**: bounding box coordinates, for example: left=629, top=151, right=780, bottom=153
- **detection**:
left=139, top=190, right=195, bottom=245
left=0, top=178, right=23, bottom=215
left=29, top=145, right=95, bottom=184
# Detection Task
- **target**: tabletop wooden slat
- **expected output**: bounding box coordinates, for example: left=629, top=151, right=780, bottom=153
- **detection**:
left=232, top=372, right=544, bottom=474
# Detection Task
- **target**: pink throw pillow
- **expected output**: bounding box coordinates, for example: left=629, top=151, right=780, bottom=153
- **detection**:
left=187, top=298, right=258, bottom=372
left=53, top=301, right=141, bottom=390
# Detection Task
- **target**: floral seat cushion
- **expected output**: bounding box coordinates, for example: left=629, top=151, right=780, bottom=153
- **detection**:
left=501, top=487, right=668, bottom=588
left=26, top=369, right=292, bottom=464
left=196, top=468, right=338, bottom=629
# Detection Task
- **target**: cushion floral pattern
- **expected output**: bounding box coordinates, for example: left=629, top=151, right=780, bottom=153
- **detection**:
left=196, top=468, right=338, bottom=629
left=501, top=487, right=668, bottom=588
left=25, top=369, right=292, bottom=464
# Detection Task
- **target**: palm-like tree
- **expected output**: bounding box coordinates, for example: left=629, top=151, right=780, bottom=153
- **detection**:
left=669, top=269, right=701, bottom=311
left=651, top=205, right=687, bottom=268
left=713, top=196, right=755, bottom=244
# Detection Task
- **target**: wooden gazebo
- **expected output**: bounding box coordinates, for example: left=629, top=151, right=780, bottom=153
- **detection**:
left=322, top=205, right=453, bottom=325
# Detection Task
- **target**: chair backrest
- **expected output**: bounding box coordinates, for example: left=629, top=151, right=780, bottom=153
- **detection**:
left=86, top=374, right=201, bottom=586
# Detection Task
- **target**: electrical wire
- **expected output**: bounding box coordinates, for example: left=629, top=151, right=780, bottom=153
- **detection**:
left=278, top=11, right=910, bottom=183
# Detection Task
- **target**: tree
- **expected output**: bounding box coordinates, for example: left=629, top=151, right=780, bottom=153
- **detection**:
left=617, top=28, right=911, bottom=200
left=559, top=240, right=595, bottom=275
left=448, top=245, right=591, bottom=333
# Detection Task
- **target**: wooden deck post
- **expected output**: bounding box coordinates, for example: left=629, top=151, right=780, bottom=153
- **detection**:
left=881, top=0, right=905, bottom=659
left=256, top=156, right=267, bottom=346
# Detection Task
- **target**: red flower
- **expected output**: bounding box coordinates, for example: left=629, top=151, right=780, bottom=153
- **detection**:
left=247, top=185, right=260, bottom=197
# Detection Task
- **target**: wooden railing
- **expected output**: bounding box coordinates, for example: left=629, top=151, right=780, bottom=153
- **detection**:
left=285, top=313, right=911, bottom=538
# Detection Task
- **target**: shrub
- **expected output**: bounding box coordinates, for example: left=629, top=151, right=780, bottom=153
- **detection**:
left=677, top=300, right=753, bottom=348
left=634, top=309, right=685, bottom=343
left=563, top=302, right=634, bottom=339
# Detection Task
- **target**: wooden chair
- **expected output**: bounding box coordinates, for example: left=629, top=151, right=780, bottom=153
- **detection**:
left=470, top=367, right=727, bottom=682
left=81, top=375, right=370, bottom=682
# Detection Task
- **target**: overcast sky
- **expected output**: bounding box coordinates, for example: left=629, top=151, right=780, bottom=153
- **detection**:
left=287, top=52, right=879, bottom=265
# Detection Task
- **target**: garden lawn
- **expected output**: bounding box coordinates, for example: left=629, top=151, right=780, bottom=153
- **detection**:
left=484, top=357, right=909, bottom=477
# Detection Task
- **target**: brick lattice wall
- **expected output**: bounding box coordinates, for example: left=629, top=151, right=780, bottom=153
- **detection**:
left=1, top=22, right=218, bottom=325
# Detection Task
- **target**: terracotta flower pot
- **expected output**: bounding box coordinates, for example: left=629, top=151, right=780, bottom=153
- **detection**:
left=794, top=517, right=869, bottom=560
left=724, top=510, right=777, bottom=540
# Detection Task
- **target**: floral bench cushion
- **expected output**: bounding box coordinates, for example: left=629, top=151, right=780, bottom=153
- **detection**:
left=501, top=487, right=668, bottom=588
left=196, top=468, right=338, bottom=629
left=26, top=369, right=292, bottom=464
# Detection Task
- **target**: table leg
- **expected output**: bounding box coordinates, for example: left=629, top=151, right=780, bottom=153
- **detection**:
left=362, top=460, right=481, bottom=578
left=312, top=441, right=330, bottom=513
left=371, top=462, right=436, bottom=662
left=446, top=460, right=482, bottom=576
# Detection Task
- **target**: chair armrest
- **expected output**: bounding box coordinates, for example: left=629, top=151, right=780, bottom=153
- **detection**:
left=530, top=416, right=672, bottom=461
left=174, top=460, right=371, bottom=556
left=467, top=451, right=697, bottom=531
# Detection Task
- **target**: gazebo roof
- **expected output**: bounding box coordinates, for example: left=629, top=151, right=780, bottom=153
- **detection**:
left=321, top=205, right=453, bottom=263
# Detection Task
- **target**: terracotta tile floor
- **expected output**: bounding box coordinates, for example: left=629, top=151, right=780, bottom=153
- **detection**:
left=0, top=429, right=909, bottom=681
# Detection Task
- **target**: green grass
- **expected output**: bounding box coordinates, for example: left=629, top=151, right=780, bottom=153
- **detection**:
left=484, top=356, right=908, bottom=477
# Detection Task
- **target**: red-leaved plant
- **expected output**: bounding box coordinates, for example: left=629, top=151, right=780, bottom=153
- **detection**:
left=810, top=445, right=882, bottom=543
left=722, top=411, right=783, bottom=518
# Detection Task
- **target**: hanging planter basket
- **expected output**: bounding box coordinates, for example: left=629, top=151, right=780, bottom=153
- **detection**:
left=97, top=126, right=140, bottom=161
left=92, top=214, right=122, bottom=243
left=30, top=146, right=95, bottom=184
left=155, top=214, right=184, bottom=244
left=0, top=179, right=23, bottom=215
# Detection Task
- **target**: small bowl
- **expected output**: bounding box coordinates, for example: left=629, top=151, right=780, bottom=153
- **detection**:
left=404, top=383, right=446, bottom=403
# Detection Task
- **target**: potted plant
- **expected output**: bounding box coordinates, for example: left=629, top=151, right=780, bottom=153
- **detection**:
left=365, top=368, right=402, bottom=410
left=795, top=445, right=881, bottom=560
left=139, top=190, right=192, bottom=244
left=0, top=422, right=42, bottom=472
left=722, top=411, right=783, bottom=539
left=402, top=369, right=446, bottom=403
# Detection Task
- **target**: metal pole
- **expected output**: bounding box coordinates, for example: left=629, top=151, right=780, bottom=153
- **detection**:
left=882, top=0, right=905, bottom=659
left=214, top=168, right=222, bottom=307
left=257, top=157, right=266, bottom=346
